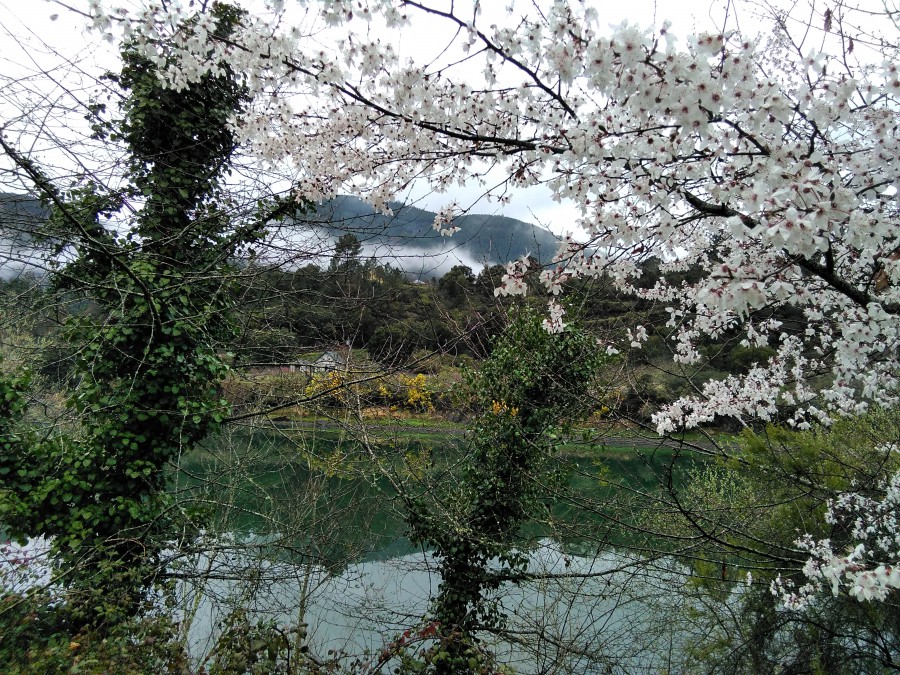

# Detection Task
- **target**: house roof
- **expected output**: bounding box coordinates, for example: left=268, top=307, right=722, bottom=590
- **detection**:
left=314, top=351, right=346, bottom=366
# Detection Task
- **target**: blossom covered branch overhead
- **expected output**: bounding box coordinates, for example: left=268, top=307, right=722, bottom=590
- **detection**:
left=85, top=0, right=899, bottom=433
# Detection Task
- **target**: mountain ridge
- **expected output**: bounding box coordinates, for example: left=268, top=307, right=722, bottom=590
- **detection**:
left=306, top=195, right=560, bottom=267
left=0, top=192, right=561, bottom=276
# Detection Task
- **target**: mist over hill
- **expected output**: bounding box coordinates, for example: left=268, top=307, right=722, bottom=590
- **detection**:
left=0, top=193, right=49, bottom=223
left=305, top=195, right=560, bottom=275
left=0, top=193, right=53, bottom=279
left=0, top=192, right=561, bottom=279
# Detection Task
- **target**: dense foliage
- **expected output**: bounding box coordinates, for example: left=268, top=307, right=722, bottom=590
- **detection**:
left=632, top=410, right=900, bottom=671
left=0, top=2, right=265, bottom=617
left=403, top=310, right=605, bottom=672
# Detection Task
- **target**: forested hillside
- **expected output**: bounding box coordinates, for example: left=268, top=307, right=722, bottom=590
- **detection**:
left=0, top=227, right=793, bottom=428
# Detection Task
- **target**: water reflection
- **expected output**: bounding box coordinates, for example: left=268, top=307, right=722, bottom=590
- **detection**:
left=176, top=535, right=691, bottom=674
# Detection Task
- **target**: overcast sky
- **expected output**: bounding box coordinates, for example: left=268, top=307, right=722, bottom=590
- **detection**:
left=367, top=0, right=734, bottom=236
left=0, top=0, right=762, bottom=240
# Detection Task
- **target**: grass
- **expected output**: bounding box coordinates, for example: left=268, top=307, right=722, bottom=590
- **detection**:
left=234, top=414, right=714, bottom=470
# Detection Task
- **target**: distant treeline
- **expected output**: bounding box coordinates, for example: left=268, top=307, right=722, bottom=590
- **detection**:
left=1, top=232, right=804, bottom=423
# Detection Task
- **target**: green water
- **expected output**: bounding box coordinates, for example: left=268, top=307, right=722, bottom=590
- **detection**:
left=175, top=425, right=698, bottom=567
left=174, top=427, right=703, bottom=672
left=176, top=426, right=411, bottom=567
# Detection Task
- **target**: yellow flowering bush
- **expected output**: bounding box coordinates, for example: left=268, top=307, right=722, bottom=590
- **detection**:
left=304, top=371, right=349, bottom=407
left=490, top=400, right=518, bottom=417
left=399, top=373, right=434, bottom=412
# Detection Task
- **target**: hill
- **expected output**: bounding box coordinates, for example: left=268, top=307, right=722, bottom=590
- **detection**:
left=305, top=195, right=559, bottom=269
left=0, top=191, right=561, bottom=278
left=0, top=192, right=49, bottom=226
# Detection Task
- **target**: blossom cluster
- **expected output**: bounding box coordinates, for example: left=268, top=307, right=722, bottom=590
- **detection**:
left=773, top=468, right=900, bottom=607
left=84, top=1, right=899, bottom=434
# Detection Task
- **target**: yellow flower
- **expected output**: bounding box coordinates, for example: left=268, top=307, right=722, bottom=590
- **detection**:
left=491, top=400, right=516, bottom=416
left=400, top=373, right=434, bottom=411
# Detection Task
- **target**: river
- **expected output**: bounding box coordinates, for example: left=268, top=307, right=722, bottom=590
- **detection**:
left=169, top=426, right=701, bottom=673
left=2, top=425, right=702, bottom=673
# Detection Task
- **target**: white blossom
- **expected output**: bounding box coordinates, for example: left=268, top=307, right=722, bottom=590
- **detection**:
left=89, top=0, right=900, bottom=514
left=542, top=300, right=567, bottom=334
left=773, top=470, right=900, bottom=608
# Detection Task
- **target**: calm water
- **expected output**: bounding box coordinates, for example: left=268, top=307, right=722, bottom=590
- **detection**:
left=177, top=426, right=691, bottom=562
left=2, top=426, right=700, bottom=673
left=172, top=426, right=700, bottom=673
left=174, top=535, right=694, bottom=674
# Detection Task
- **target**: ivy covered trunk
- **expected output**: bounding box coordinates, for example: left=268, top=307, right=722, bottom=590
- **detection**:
left=0, top=4, right=260, bottom=622
left=405, top=310, right=605, bottom=673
